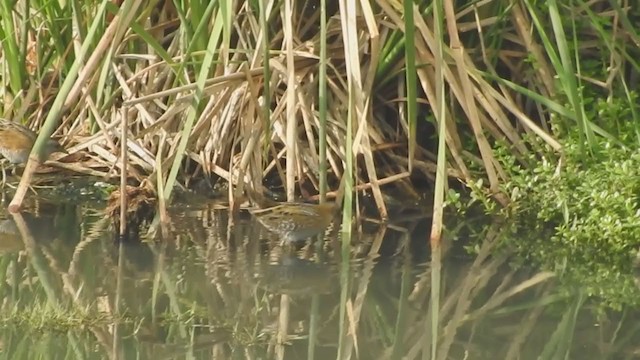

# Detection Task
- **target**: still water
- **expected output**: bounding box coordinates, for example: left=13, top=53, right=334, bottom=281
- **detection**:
left=0, top=199, right=639, bottom=359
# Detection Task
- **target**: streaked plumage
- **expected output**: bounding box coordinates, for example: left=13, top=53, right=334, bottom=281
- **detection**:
left=249, top=202, right=336, bottom=243
left=0, top=119, right=64, bottom=164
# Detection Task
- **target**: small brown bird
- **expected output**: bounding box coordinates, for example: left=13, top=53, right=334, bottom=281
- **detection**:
left=0, top=119, right=65, bottom=184
left=249, top=202, right=337, bottom=244
left=0, top=119, right=64, bottom=163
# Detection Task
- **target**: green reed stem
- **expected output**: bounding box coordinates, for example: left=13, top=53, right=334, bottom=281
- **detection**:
left=0, top=0, right=25, bottom=96
left=162, top=3, right=220, bottom=202
left=403, top=0, right=417, bottom=171
left=30, top=0, right=109, bottom=160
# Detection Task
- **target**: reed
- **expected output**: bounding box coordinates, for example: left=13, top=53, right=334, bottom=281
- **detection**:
left=0, top=0, right=635, bottom=218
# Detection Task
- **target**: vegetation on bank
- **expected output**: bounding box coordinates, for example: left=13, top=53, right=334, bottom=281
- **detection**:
left=485, top=137, right=640, bottom=309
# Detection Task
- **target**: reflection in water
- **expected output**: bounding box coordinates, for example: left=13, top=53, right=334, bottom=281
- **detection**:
left=256, top=255, right=337, bottom=296
left=0, top=217, right=24, bottom=255
left=0, top=201, right=639, bottom=359
left=0, top=211, right=57, bottom=253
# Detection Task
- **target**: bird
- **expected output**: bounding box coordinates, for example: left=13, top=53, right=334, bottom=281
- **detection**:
left=0, top=119, right=65, bottom=185
left=249, top=201, right=337, bottom=244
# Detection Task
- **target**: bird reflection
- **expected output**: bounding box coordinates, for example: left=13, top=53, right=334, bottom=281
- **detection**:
left=256, top=254, right=336, bottom=296
left=0, top=212, right=57, bottom=255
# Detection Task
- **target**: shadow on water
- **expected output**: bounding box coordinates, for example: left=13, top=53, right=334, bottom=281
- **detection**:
left=1, top=199, right=640, bottom=359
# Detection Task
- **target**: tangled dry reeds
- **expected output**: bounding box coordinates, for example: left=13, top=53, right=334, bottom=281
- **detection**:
left=3, top=1, right=634, bottom=230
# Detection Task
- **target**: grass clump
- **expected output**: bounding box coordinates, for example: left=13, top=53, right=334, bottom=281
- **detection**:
left=0, top=303, right=119, bottom=333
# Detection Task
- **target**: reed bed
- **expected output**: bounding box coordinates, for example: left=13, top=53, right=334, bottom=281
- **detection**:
left=0, top=2, right=638, bottom=358
left=4, top=0, right=632, bottom=217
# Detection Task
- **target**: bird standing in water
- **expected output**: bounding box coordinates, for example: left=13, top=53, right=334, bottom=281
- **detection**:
left=0, top=119, right=65, bottom=185
left=243, top=182, right=342, bottom=245
left=249, top=201, right=337, bottom=244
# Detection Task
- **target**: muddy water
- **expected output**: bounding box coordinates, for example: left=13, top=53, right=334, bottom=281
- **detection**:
left=0, top=200, right=638, bottom=359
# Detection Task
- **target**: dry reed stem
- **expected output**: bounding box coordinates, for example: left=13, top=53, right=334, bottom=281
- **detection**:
left=4, top=1, right=568, bottom=217
left=283, top=0, right=297, bottom=202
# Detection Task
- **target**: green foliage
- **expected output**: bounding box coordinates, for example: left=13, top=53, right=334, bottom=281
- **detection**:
left=589, top=91, right=640, bottom=143
left=491, top=139, right=640, bottom=309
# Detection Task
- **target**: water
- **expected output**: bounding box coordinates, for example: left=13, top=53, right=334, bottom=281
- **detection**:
left=0, top=199, right=639, bottom=359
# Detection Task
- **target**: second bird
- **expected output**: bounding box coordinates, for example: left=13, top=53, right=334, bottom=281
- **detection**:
left=0, top=119, right=64, bottom=165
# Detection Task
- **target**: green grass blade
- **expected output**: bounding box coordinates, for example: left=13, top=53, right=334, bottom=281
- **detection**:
left=162, top=7, right=222, bottom=202
left=0, top=0, right=25, bottom=96
left=403, top=0, right=417, bottom=171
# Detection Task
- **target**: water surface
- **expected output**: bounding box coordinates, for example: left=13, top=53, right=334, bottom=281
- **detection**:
left=0, top=199, right=639, bottom=359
